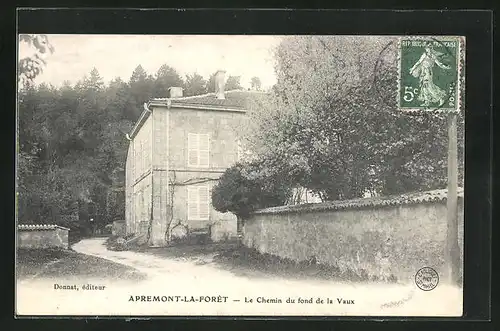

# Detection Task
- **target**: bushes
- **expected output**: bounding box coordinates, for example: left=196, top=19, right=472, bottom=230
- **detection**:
left=211, top=162, right=291, bottom=220
left=106, top=233, right=135, bottom=251
left=211, top=162, right=292, bottom=240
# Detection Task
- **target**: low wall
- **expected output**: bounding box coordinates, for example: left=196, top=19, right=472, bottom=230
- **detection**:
left=243, top=189, right=464, bottom=283
left=17, top=224, right=70, bottom=249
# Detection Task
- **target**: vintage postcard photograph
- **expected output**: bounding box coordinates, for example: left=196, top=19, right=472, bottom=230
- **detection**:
left=15, top=34, right=465, bottom=317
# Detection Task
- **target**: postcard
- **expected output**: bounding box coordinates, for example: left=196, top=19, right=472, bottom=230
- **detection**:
left=16, top=34, right=465, bottom=317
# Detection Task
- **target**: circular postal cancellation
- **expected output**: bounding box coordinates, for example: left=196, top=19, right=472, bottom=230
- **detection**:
left=396, top=35, right=465, bottom=116
left=415, top=267, right=440, bottom=291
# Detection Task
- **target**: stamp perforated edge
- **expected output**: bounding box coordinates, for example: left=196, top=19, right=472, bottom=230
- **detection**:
left=396, top=35, right=465, bottom=115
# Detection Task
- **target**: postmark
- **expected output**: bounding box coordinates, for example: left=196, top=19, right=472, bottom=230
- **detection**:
left=398, top=36, right=462, bottom=114
left=415, top=267, right=439, bottom=291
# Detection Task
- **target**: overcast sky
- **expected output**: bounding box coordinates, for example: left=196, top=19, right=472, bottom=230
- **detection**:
left=19, top=35, right=281, bottom=90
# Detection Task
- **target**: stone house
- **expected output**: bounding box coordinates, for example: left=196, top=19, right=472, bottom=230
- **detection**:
left=125, top=70, right=264, bottom=247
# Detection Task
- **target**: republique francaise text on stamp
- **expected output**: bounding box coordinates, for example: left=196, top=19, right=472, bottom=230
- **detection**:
left=398, top=36, right=463, bottom=113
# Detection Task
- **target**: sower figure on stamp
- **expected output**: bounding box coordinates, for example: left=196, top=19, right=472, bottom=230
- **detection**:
left=409, top=45, right=451, bottom=107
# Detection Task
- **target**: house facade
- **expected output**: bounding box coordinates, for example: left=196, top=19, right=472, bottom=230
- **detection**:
left=125, top=71, right=262, bottom=247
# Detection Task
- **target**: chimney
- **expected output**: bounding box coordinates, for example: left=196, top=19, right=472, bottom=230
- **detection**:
left=215, top=70, right=226, bottom=99
left=168, top=86, right=183, bottom=98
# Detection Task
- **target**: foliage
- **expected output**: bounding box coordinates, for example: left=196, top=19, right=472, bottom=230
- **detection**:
left=211, top=163, right=292, bottom=219
left=153, top=64, right=184, bottom=98
left=18, top=58, right=251, bottom=241
left=184, top=72, right=207, bottom=96
left=128, top=65, right=154, bottom=119
left=225, top=75, right=243, bottom=90
left=250, top=76, right=262, bottom=90
left=17, top=69, right=143, bottom=238
left=242, top=36, right=464, bottom=200
left=18, top=34, right=55, bottom=89
left=206, top=72, right=217, bottom=93
left=205, top=72, right=242, bottom=92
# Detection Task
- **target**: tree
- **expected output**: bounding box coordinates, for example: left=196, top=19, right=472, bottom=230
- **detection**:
left=242, top=36, right=464, bottom=200
left=153, top=64, right=184, bottom=98
left=206, top=72, right=217, bottom=93
left=84, top=68, right=105, bottom=92
left=212, top=162, right=291, bottom=237
left=128, top=65, right=154, bottom=119
left=18, top=34, right=55, bottom=89
left=225, top=75, right=242, bottom=90
left=129, top=65, right=148, bottom=84
left=16, top=66, right=138, bottom=239
left=184, top=72, right=207, bottom=96
left=250, top=76, right=262, bottom=90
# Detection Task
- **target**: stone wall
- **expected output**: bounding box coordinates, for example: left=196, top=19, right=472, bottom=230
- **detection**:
left=167, top=107, right=245, bottom=170
left=125, top=114, right=153, bottom=238
left=125, top=104, right=246, bottom=246
left=165, top=107, right=244, bottom=239
left=243, top=189, right=464, bottom=283
left=17, top=225, right=69, bottom=249
left=125, top=143, right=135, bottom=235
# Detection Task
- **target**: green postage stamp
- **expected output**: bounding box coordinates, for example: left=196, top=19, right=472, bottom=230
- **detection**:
left=398, top=36, right=464, bottom=112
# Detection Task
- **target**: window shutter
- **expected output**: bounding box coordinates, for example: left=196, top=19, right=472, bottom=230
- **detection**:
left=187, top=186, right=198, bottom=220
left=198, top=134, right=209, bottom=167
left=198, top=186, right=210, bottom=220
left=188, top=133, right=199, bottom=167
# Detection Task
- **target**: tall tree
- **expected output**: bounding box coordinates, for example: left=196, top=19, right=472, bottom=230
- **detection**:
left=242, top=36, right=464, bottom=200
left=184, top=72, right=207, bottom=96
left=84, top=68, right=105, bottom=92
left=225, top=75, right=242, bottom=90
left=250, top=76, right=262, bottom=91
left=129, top=65, right=148, bottom=84
left=153, top=64, right=184, bottom=98
left=206, top=72, right=217, bottom=93
left=128, top=65, right=154, bottom=119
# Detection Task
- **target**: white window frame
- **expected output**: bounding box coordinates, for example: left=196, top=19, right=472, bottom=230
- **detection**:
left=187, top=133, right=210, bottom=168
left=187, top=185, right=210, bottom=221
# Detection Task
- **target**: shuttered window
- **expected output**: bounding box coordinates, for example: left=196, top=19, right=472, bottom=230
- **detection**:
left=188, top=133, right=210, bottom=168
left=187, top=185, right=210, bottom=221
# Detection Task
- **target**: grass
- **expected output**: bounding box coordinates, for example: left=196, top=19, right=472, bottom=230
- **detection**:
left=134, top=239, right=398, bottom=283
left=16, top=248, right=147, bottom=281
left=212, top=246, right=398, bottom=282
left=135, top=240, right=239, bottom=263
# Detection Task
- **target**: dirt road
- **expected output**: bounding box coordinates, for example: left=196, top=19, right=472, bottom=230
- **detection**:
left=16, top=238, right=463, bottom=317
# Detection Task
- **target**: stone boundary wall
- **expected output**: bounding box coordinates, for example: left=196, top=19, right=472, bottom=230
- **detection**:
left=17, top=224, right=70, bottom=249
left=242, top=189, right=464, bottom=283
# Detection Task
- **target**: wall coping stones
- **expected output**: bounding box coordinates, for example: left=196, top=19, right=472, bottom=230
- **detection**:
left=18, top=224, right=70, bottom=231
left=253, top=187, right=464, bottom=215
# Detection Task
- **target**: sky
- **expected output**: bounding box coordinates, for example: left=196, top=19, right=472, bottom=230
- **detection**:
left=19, top=35, right=281, bottom=90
